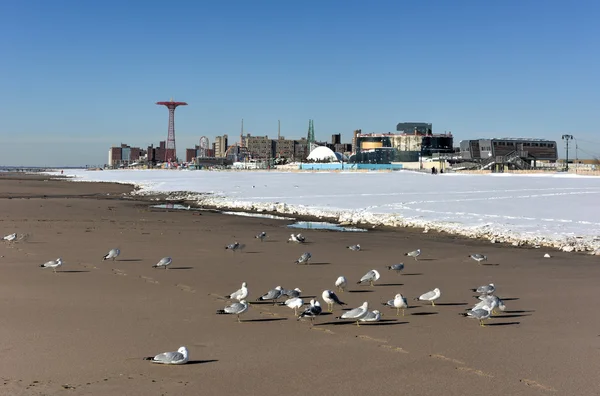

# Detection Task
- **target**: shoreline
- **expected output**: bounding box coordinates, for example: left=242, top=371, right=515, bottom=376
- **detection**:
left=41, top=171, right=600, bottom=254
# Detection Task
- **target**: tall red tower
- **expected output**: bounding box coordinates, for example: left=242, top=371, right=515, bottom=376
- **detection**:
left=156, top=98, right=188, bottom=162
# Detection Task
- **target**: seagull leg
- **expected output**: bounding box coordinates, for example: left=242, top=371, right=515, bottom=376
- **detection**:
left=370, top=280, right=374, bottom=287
left=402, top=308, right=405, bottom=317
left=431, top=301, right=435, bottom=307
left=237, top=315, right=241, bottom=323
left=356, top=320, right=360, bottom=327
left=396, top=307, right=400, bottom=316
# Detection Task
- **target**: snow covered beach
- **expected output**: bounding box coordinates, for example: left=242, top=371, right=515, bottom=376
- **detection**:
left=54, top=169, right=600, bottom=253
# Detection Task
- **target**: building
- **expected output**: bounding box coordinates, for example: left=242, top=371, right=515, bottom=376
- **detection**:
left=352, top=130, right=362, bottom=154
left=396, top=122, right=432, bottom=135
left=107, top=144, right=146, bottom=167
left=147, top=141, right=167, bottom=165
left=214, top=135, right=228, bottom=158
left=275, top=137, right=295, bottom=159
left=331, top=134, right=341, bottom=145
left=246, top=135, right=274, bottom=159
left=459, top=138, right=558, bottom=162
left=186, top=145, right=215, bottom=162
left=352, top=128, right=454, bottom=163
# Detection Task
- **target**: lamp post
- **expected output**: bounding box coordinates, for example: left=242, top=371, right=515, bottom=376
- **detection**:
left=562, top=135, right=574, bottom=171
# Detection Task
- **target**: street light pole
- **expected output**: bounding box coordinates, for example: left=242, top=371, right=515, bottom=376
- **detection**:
left=561, top=134, right=574, bottom=171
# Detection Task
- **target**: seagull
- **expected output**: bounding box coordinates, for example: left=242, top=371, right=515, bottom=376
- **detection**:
left=255, top=232, right=267, bottom=242
left=474, top=295, right=506, bottom=315
left=321, top=290, right=346, bottom=312
left=279, top=297, right=304, bottom=315
left=472, top=283, right=495, bottom=295
left=152, top=257, right=172, bottom=270
left=387, top=263, right=404, bottom=274
left=102, top=248, right=120, bottom=261
left=357, top=269, right=381, bottom=287
left=144, top=346, right=189, bottom=365
left=216, top=300, right=249, bottom=322
left=335, top=276, right=348, bottom=292
left=297, top=299, right=322, bottom=323
left=338, top=302, right=369, bottom=326
left=225, top=282, right=248, bottom=301
left=347, top=244, right=361, bottom=251
left=225, top=242, right=241, bottom=251
left=295, top=252, right=312, bottom=265
left=40, top=258, right=63, bottom=273
left=288, top=234, right=305, bottom=244
left=468, top=254, right=488, bottom=264
left=360, top=310, right=382, bottom=323
left=256, top=286, right=283, bottom=303
left=2, top=233, right=16, bottom=242
left=282, top=288, right=302, bottom=298
left=461, top=306, right=492, bottom=327
left=383, top=293, right=408, bottom=316
left=405, top=249, right=421, bottom=261
left=416, top=288, right=441, bottom=306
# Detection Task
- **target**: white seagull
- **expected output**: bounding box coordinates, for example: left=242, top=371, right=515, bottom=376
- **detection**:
left=461, top=306, right=492, bottom=327
left=383, top=293, right=408, bottom=316
left=225, top=242, right=241, bottom=251
left=357, top=269, right=381, bottom=287
left=360, top=310, right=382, bottom=323
left=102, top=248, right=120, bottom=261
left=216, top=300, right=249, bottom=322
left=257, top=286, right=283, bottom=303
left=405, top=249, right=421, bottom=261
left=2, top=233, right=17, bottom=242
left=347, top=244, right=361, bottom=251
left=40, top=258, right=63, bottom=273
left=279, top=297, right=304, bottom=315
left=255, top=232, right=267, bottom=242
left=295, top=252, right=312, bottom=265
left=387, top=263, right=404, bottom=274
left=321, top=290, right=347, bottom=312
left=469, top=254, right=488, bottom=264
left=416, top=288, right=441, bottom=306
left=288, top=234, right=305, bottom=243
left=338, top=302, right=369, bottom=326
left=225, top=282, right=248, bottom=301
left=152, top=257, right=172, bottom=270
left=144, top=346, right=189, bottom=365
left=335, top=276, right=348, bottom=292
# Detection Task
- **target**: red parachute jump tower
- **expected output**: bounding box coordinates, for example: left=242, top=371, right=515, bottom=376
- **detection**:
left=156, top=98, right=188, bottom=163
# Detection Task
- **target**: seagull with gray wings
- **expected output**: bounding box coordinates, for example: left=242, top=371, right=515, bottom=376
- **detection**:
left=144, top=346, right=189, bottom=365
left=216, top=300, right=249, bottom=322
left=295, top=252, right=312, bottom=265
left=357, top=269, right=380, bottom=287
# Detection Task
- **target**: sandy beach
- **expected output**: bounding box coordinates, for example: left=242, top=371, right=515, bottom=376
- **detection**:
left=1, top=173, right=599, bottom=396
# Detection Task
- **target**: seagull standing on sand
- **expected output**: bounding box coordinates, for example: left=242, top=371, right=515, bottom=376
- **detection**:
left=288, top=234, right=305, bottom=244
left=383, top=293, right=408, bottom=316
left=387, top=263, right=404, bottom=274
left=335, top=276, right=348, bottom=292
left=152, top=257, right=172, bottom=270
left=295, top=252, right=312, bottom=265
left=225, top=282, right=248, bottom=301
left=347, top=244, right=361, bottom=251
left=357, top=269, right=381, bottom=287
left=338, top=302, right=369, bottom=326
left=469, top=254, right=488, bottom=264
left=144, top=346, right=189, bottom=365
left=321, top=290, right=346, bottom=312
left=416, top=288, right=441, bottom=306
left=279, top=297, right=304, bottom=315
left=474, top=295, right=506, bottom=315
left=102, top=248, right=120, bottom=261
left=255, top=232, right=267, bottom=242
left=2, top=233, right=16, bottom=242
left=225, top=242, right=241, bottom=251
left=297, top=299, right=322, bottom=323
left=472, top=283, right=495, bottom=295
left=257, top=286, right=283, bottom=303
left=40, top=258, right=63, bottom=273
left=360, top=310, right=382, bottom=323
left=405, top=249, right=421, bottom=261
left=461, top=306, right=492, bottom=327
left=216, top=300, right=249, bottom=322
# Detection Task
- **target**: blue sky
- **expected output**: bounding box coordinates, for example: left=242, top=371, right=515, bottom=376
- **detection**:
left=1, top=0, right=599, bottom=166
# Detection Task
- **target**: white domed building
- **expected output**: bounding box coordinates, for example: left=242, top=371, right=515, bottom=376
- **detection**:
left=306, top=146, right=346, bottom=162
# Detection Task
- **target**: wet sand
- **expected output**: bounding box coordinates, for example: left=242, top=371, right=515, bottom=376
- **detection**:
left=0, top=173, right=599, bottom=395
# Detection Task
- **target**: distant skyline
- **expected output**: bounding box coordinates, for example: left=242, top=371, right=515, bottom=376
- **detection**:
left=1, top=1, right=599, bottom=166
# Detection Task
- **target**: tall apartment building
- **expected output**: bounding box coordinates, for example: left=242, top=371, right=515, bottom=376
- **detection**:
left=214, top=134, right=228, bottom=158
left=147, top=141, right=167, bottom=164
left=108, top=144, right=146, bottom=167
left=246, top=135, right=274, bottom=159
left=274, top=137, right=295, bottom=159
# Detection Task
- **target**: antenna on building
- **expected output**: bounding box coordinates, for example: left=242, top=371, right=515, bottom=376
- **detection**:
left=278, top=120, right=281, bottom=139
left=240, top=119, right=244, bottom=147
